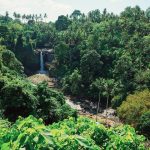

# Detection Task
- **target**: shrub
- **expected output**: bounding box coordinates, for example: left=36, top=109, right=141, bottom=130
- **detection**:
left=91, top=126, right=108, bottom=146
left=111, top=94, right=124, bottom=108
left=0, top=75, right=76, bottom=123
left=0, top=116, right=54, bottom=150
left=0, top=49, right=24, bottom=74
left=35, top=82, right=77, bottom=124
left=0, top=78, right=37, bottom=121
left=0, top=116, right=146, bottom=150
left=134, top=70, right=150, bottom=91
left=117, top=89, right=150, bottom=126
left=137, top=111, right=150, bottom=137
left=62, top=69, right=82, bottom=95
left=106, top=125, right=146, bottom=150
left=0, top=118, right=10, bottom=146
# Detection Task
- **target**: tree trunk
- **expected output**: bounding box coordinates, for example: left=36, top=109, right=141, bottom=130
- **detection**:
left=106, top=93, right=109, bottom=126
left=96, top=91, right=101, bottom=122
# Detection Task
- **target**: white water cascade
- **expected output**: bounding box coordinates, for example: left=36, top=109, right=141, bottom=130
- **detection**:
left=39, top=51, right=46, bottom=74
left=40, top=51, right=44, bottom=71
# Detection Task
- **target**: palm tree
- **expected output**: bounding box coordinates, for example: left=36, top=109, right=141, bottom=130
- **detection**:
left=71, top=10, right=82, bottom=19
left=5, top=11, right=9, bottom=18
left=17, top=14, right=21, bottom=20
left=44, top=13, right=47, bottom=22
left=26, top=15, right=30, bottom=22
left=13, top=12, right=17, bottom=19
left=5, top=11, right=9, bottom=21
left=35, top=14, right=38, bottom=22
left=103, top=79, right=115, bottom=126
left=22, top=14, right=26, bottom=23
left=91, top=78, right=104, bottom=122
left=32, top=14, right=34, bottom=20
left=29, top=14, right=32, bottom=21
left=39, top=14, right=42, bottom=22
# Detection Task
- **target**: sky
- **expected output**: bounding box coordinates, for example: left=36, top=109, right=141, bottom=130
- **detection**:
left=0, top=0, right=149, bottom=21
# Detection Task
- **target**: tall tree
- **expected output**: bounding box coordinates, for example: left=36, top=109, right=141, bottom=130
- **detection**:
left=71, top=10, right=82, bottom=19
left=55, top=15, right=70, bottom=31
left=80, top=50, right=103, bottom=87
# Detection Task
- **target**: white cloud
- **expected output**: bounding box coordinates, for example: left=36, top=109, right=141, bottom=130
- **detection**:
left=0, top=0, right=72, bottom=21
left=109, top=0, right=124, bottom=3
left=109, top=0, right=119, bottom=3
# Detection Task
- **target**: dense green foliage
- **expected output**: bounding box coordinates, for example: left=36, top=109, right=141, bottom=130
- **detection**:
left=117, top=90, right=150, bottom=128
left=53, top=6, right=150, bottom=104
left=0, top=73, right=76, bottom=123
left=0, top=13, right=56, bottom=74
left=0, top=46, right=76, bottom=123
left=0, top=75, right=37, bottom=121
left=50, top=6, right=150, bottom=136
left=0, top=5, right=150, bottom=143
left=137, top=111, right=150, bottom=137
left=0, top=46, right=24, bottom=75
left=35, top=82, right=77, bottom=124
left=62, top=69, right=82, bottom=95
left=1, top=6, right=150, bottom=102
left=0, top=116, right=146, bottom=150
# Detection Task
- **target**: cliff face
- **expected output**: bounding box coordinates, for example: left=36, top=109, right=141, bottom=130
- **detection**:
left=44, top=49, right=54, bottom=64
left=19, top=50, right=39, bottom=76
left=34, top=49, right=55, bottom=73
left=23, top=49, right=55, bottom=76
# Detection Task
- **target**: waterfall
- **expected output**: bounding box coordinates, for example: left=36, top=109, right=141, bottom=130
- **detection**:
left=40, top=51, right=44, bottom=72
left=39, top=51, right=46, bottom=74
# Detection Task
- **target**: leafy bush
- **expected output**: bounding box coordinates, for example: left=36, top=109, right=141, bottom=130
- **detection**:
left=0, top=116, right=54, bottom=149
left=35, top=82, right=77, bottom=124
left=117, top=89, right=150, bottom=126
left=0, top=118, right=11, bottom=146
left=62, top=69, right=82, bottom=95
left=134, top=70, right=150, bottom=91
left=111, top=94, right=125, bottom=108
left=0, top=76, right=37, bottom=121
left=0, top=75, right=76, bottom=123
left=91, top=126, right=109, bottom=146
left=0, top=48, right=24, bottom=74
left=137, top=111, right=150, bottom=137
left=106, top=125, right=146, bottom=150
left=0, top=116, right=146, bottom=150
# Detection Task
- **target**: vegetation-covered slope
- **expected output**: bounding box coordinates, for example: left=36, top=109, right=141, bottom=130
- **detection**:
left=0, top=7, right=150, bottom=105
left=0, top=47, right=76, bottom=123
left=0, top=116, right=146, bottom=150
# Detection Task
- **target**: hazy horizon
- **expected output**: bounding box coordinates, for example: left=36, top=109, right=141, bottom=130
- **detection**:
left=0, top=0, right=149, bottom=21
